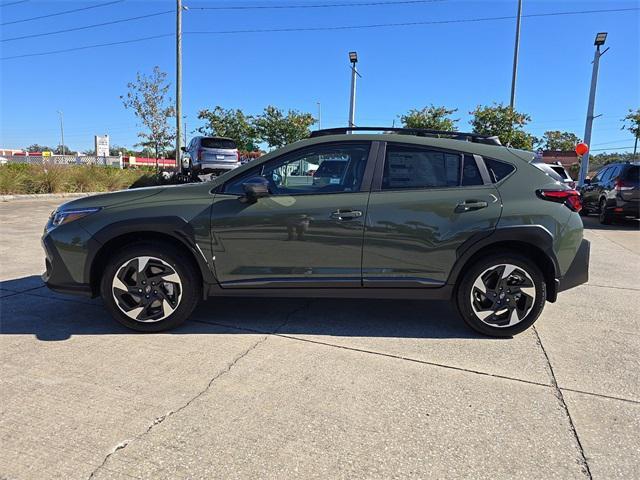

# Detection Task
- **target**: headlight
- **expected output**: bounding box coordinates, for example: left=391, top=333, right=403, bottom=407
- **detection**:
left=50, top=207, right=101, bottom=227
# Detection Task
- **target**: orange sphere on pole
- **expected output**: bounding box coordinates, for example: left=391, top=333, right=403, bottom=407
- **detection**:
left=575, top=143, right=589, bottom=156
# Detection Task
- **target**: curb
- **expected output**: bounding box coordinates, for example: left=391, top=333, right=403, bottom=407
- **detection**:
left=1, top=192, right=102, bottom=202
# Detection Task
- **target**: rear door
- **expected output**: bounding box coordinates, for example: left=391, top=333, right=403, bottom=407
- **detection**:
left=362, top=142, right=502, bottom=287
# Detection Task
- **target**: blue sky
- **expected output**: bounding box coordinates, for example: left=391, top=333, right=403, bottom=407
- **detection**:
left=1, top=0, right=638, bottom=153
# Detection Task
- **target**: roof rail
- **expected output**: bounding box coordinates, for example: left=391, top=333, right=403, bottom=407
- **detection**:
left=309, top=126, right=502, bottom=146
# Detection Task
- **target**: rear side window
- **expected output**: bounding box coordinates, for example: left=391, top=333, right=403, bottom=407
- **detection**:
left=623, top=165, right=639, bottom=182
left=550, top=166, right=569, bottom=179
left=485, top=158, right=515, bottom=182
left=201, top=138, right=237, bottom=149
left=382, top=144, right=461, bottom=190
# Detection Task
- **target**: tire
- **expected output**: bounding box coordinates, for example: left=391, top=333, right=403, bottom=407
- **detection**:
left=455, top=253, right=547, bottom=337
left=100, top=242, right=201, bottom=332
left=599, top=198, right=613, bottom=225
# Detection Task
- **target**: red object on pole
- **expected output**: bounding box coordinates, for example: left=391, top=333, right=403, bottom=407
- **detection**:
left=575, top=143, right=589, bottom=156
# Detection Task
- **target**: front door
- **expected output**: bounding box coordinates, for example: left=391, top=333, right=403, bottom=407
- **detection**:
left=363, top=142, right=502, bottom=287
left=210, top=141, right=375, bottom=288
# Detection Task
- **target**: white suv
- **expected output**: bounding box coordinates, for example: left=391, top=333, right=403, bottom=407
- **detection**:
left=184, top=136, right=240, bottom=175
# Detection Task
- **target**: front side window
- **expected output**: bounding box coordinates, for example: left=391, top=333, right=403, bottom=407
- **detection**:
left=382, top=144, right=461, bottom=190
left=223, top=142, right=370, bottom=195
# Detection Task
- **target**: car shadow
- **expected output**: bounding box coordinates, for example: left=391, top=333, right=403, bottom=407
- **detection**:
left=581, top=214, right=640, bottom=231
left=0, top=275, right=492, bottom=342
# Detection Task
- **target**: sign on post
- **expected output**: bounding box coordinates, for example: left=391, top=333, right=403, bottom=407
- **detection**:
left=95, top=135, right=110, bottom=157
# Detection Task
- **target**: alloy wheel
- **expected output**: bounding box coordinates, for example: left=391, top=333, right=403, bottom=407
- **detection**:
left=112, top=256, right=182, bottom=323
left=469, top=264, right=536, bottom=328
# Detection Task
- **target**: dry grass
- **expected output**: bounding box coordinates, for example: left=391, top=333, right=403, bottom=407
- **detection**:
left=0, top=164, right=153, bottom=195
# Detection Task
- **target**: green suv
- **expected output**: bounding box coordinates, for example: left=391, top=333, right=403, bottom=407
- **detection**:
left=42, top=127, right=590, bottom=337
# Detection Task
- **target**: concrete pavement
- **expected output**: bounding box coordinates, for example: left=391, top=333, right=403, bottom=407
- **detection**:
left=0, top=198, right=638, bottom=479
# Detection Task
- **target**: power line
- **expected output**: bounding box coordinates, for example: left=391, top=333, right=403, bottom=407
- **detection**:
left=2, top=6, right=638, bottom=60
left=190, top=0, right=444, bottom=10
left=1, top=0, right=124, bottom=26
left=0, top=0, right=28, bottom=7
left=186, top=7, right=640, bottom=35
left=1, top=10, right=173, bottom=42
left=591, top=146, right=634, bottom=152
left=1, top=34, right=173, bottom=60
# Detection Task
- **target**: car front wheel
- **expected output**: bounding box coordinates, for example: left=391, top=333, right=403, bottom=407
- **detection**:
left=100, top=242, right=201, bottom=332
left=456, top=254, right=546, bottom=337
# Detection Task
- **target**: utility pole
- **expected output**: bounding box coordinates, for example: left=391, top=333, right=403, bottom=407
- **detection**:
left=317, top=101, right=322, bottom=130
left=175, top=0, right=183, bottom=172
left=509, top=0, right=522, bottom=109
left=348, top=51, right=360, bottom=131
left=56, top=110, right=65, bottom=155
left=579, top=32, right=609, bottom=187
left=183, top=117, right=187, bottom=146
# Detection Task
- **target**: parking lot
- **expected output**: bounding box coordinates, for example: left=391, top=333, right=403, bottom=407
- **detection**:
left=0, top=197, right=638, bottom=479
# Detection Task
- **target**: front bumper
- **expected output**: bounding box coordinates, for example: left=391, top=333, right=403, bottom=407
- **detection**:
left=42, top=228, right=95, bottom=297
left=558, top=239, right=590, bottom=293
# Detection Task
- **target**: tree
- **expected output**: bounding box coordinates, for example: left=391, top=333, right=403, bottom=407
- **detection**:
left=541, top=130, right=581, bottom=151
left=54, top=144, right=74, bottom=155
left=121, top=66, right=175, bottom=163
left=253, top=105, right=315, bottom=149
left=622, top=108, right=640, bottom=157
left=400, top=105, right=458, bottom=131
left=469, top=103, right=536, bottom=150
left=197, top=106, right=258, bottom=151
left=27, top=144, right=53, bottom=153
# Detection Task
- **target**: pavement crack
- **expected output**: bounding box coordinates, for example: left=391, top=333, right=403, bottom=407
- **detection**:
left=533, top=326, right=592, bottom=479
left=87, top=300, right=310, bottom=480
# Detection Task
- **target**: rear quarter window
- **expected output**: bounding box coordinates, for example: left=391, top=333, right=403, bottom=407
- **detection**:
left=485, top=158, right=515, bottom=182
left=623, top=165, right=639, bottom=182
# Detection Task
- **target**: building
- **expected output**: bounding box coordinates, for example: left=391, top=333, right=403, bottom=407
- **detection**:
left=542, top=150, right=579, bottom=169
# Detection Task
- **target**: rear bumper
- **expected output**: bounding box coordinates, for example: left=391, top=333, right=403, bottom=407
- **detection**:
left=197, top=162, right=241, bottom=171
left=558, top=239, right=590, bottom=293
left=610, top=199, right=640, bottom=216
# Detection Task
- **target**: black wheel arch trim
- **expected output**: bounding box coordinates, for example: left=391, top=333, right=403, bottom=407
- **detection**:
left=447, top=225, right=560, bottom=300
left=86, top=216, right=215, bottom=290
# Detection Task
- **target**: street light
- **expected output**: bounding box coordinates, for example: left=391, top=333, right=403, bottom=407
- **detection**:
left=594, top=32, right=607, bottom=46
left=348, top=51, right=360, bottom=131
left=578, top=32, right=609, bottom=187
left=56, top=110, right=65, bottom=156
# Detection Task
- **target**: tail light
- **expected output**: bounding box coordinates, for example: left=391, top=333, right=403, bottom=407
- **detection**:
left=237, top=151, right=240, bottom=162
left=536, top=189, right=582, bottom=213
left=197, top=148, right=203, bottom=161
left=615, top=178, right=633, bottom=191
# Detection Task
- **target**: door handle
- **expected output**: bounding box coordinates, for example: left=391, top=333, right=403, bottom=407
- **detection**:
left=330, top=209, right=363, bottom=220
left=455, top=200, right=488, bottom=213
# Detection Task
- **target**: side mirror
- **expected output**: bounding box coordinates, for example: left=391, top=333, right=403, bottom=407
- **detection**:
left=242, top=176, right=270, bottom=202
left=583, top=178, right=591, bottom=185
left=180, top=146, right=187, bottom=152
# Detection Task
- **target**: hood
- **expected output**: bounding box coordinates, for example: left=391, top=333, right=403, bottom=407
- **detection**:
left=57, top=186, right=166, bottom=210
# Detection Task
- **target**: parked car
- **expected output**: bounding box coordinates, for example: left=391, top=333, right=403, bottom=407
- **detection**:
left=183, top=136, right=240, bottom=175
left=547, top=162, right=576, bottom=189
left=579, top=161, right=640, bottom=224
left=42, top=126, right=589, bottom=337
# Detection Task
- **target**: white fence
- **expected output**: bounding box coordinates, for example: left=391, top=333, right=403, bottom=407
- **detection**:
left=2, top=155, right=123, bottom=168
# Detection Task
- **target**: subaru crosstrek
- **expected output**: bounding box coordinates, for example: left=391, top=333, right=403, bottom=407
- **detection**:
left=42, top=127, right=590, bottom=337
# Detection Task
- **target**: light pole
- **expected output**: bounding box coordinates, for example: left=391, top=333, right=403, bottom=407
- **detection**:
left=509, top=0, right=523, bottom=109
left=317, top=101, right=322, bottom=130
left=56, top=110, right=65, bottom=155
left=175, top=0, right=184, bottom=172
left=348, top=51, right=361, bottom=131
left=579, top=32, right=609, bottom=187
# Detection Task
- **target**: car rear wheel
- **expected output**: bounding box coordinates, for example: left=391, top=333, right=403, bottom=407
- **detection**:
left=599, top=198, right=613, bottom=225
left=456, top=254, right=546, bottom=337
left=100, top=242, right=201, bottom=332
